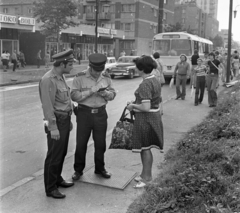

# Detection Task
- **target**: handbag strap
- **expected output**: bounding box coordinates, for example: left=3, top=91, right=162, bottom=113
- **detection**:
left=210, top=60, right=220, bottom=71
left=120, top=107, right=134, bottom=122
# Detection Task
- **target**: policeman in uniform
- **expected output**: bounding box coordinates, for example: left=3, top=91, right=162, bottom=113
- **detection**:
left=39, top=49, right=75, bottom=199
left=71, top=53, right=116, bottom=180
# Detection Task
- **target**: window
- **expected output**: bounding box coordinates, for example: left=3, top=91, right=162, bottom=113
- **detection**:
left=154, top=8, right=157, bottom=17
left=28, top=8, right=33, bottom=14
left=153, top=26, right=157, bottom=34
left=15, top=7, right=19, bottom=13
left=110, top=4, right=115, bottom=13
left=3, top=8, right=8, bottom=13
left=163, top=12, right=167, bottom=20
left=121, top=23, right=134, bottom=31
left=121, top=4, right=135, bottom=12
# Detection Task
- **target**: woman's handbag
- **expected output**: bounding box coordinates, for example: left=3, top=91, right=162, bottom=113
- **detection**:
left=109, top=107, right=134, bottom=150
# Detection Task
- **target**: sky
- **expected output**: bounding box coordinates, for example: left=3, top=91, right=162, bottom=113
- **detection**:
left=217, top=0, right=240, bottom=41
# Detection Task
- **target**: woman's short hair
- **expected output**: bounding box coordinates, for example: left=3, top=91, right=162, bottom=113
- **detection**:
left=208, top=52, right=215, bottom=58
left=133, top=55, right=157, bottom=74
left=153, top=52, right=160, bottom=59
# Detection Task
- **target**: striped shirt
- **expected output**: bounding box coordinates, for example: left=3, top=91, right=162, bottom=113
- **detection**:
left=194, top=65, right=207, bottom=77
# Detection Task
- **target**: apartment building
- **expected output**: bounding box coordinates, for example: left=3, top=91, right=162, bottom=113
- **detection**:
left=78, top=0, right=175, bottom=56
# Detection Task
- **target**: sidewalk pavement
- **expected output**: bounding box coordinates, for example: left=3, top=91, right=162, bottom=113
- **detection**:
left=0, top=85, right=226, bottom=213
left=0, top=61, right=89, bottom=87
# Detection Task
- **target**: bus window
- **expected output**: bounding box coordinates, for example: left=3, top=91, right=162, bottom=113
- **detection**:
left=153, top=40, right=170, bottom=56
left=171, top=39, right=192, bottom=56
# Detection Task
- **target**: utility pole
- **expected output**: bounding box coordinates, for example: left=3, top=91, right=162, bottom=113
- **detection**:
left=158, top=0, right=164, bottom=33
left=226, top=0, right=233, bottom=83
left=95, top=0, right=99, bottom=53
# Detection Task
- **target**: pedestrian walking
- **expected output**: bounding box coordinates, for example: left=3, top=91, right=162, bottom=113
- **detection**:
left=194, top=58, right=207, bottom=106
left=206, top=52, right=225, bottom=107
left=126, top=55, right=164, bottom=188
left=19, top=50, right=26, bottom=68
left=37, top=50, right=42, bottom=68
left=1, top=50, right=8, bottom=72
left=173, top=54, right=191, bottom=100
left=39, top=49, right=75, bottom=199
left=5, top=50, right=10, bottom=69
left=11, top=50, right=18, bottom=72
left=76, top=48, right=82, bottom=64
left=190, top=49, right=199, bottom=88
left=44, top=51, right=51, bottom=70
left=71, top=53, right=116, bottom=181
left=232, top=55, right=240, bottom=77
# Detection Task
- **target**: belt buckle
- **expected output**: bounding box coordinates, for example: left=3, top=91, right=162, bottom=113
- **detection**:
left=91, top=109, right=98, bottom=113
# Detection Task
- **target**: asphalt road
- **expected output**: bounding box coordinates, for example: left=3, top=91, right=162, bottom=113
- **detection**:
left=0, top=77, right=176, bottom=190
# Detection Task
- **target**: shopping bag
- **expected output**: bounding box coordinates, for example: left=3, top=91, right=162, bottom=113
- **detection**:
left=109, top=107, right=134, bottom=150
left=169, top=77, right=174, bottom=88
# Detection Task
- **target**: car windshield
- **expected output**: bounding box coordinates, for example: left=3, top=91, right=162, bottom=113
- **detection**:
left=118, top=57, right=134, bottom=63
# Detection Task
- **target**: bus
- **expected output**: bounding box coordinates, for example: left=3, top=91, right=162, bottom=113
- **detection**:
left=152, top=32, right=213, bottom=79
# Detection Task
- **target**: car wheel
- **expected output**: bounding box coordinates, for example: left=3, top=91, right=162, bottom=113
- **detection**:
left=111, top=75, right=115, bottom=79
left=128, top=70, right=134, bottom=79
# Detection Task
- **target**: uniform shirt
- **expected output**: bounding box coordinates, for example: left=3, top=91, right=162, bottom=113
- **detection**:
left=11, top=52, right=17, bottom=60
left=174, top=61, right=190, bottom=75
left=71, top=68, right=116, bottom=108
left=208, top=59, right=220, bottom=75
left=39, top=68, right=72, bottom=131
left=194, top=65, right=207, bottom=76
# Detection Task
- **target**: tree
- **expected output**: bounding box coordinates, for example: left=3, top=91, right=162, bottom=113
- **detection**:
left=33, top=0, right=79, bottom=52
left=212, top=35, right=224, bottom=49
left=165, top=22, right=183, bottom=32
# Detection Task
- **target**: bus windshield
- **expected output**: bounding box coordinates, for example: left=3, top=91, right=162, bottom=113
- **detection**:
left=153, top=39, right=192, bottom=56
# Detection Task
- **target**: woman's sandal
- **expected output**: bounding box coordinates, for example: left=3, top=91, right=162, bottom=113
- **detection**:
left=133, top=181, right=146, bottom=188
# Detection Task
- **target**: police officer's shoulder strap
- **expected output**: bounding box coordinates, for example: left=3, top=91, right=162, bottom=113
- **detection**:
left=102, top=71, right=111, bottom=78
left=76, top=71, right=86, bottom=77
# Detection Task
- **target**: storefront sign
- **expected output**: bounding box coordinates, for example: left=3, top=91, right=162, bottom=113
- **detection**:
left=98, top=27, right=110, bottom=34
left=0, top=14, right=17, bottom=24
left=110, top=29, right=117, bottom=35
left=19, top=17, right=35, bottom=26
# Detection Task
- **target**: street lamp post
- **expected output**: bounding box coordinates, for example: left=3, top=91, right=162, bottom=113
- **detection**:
left=226, top=0, right=233, bottom=83
left=233, top=5, right=240, bottom=18
left=95, top=0, right=99, bottom=53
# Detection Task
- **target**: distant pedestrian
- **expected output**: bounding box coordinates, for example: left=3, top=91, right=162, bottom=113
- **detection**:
left=127, top=55, right=164, bottom=188
left=1, top=50, right=8, bottom=72
left=44, top=51, right=51, bottom=69
left=76, top=48, right=81, bottom=64
left=190, top=49, right=199, bottom=88
left=39, top=49, right=75, bottom=199
left=6, top=50, right=10, bottom=69
left=194, top=58, right=207, bottom=106
left=232, top=55, right=240, bottom=77
left=37, top=50, right=42, bottom=68
left=206, top=52, right=224, bottom=107
left=11, top=50, right=18, bottom=72
left=173, top=54, right=190, bottom=100
left=120, top=51, right=126, bottom=57
left=19, top=50, right=26, bottom=68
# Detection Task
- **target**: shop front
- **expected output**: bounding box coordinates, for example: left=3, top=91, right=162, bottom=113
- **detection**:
left=0, top=14, right=35, bottom=56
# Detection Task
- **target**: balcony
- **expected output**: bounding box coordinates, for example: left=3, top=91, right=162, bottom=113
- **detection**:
left=98, top=12, right=111, bottom=20
left=86, top=12, right=96, bottom=20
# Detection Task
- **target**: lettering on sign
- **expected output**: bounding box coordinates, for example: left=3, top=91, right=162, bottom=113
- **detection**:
left=98, top=27, right=110, bottom=34
left=19, top=17, right=35, bottom=25
left=110, top=29, right=117, bottom=35
left=0, top=14, right=17, bottom=24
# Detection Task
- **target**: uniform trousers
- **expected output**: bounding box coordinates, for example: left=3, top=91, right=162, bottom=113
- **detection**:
left=195, top=76, right=206, bottom=104
left=74, top=107, right=107, bottom=173
left=44, top=114, right=71, bottom=194
left=206, top=74, right=218, bottom=106
left=176, top=74, right=187, bottom=99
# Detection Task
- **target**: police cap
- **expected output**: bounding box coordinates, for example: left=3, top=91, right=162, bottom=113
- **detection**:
left=89, top=53, right=107, bottom=72
left=52, top=49, right=74, bottom=63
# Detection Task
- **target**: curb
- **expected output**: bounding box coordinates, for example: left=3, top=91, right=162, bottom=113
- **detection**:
left=0, top=74, right=77, bottom=87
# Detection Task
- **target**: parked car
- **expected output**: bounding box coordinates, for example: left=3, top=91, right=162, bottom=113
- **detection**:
left=105, top=57, right=117, bottom=72
left=108, top=56, right=139, bottom=79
